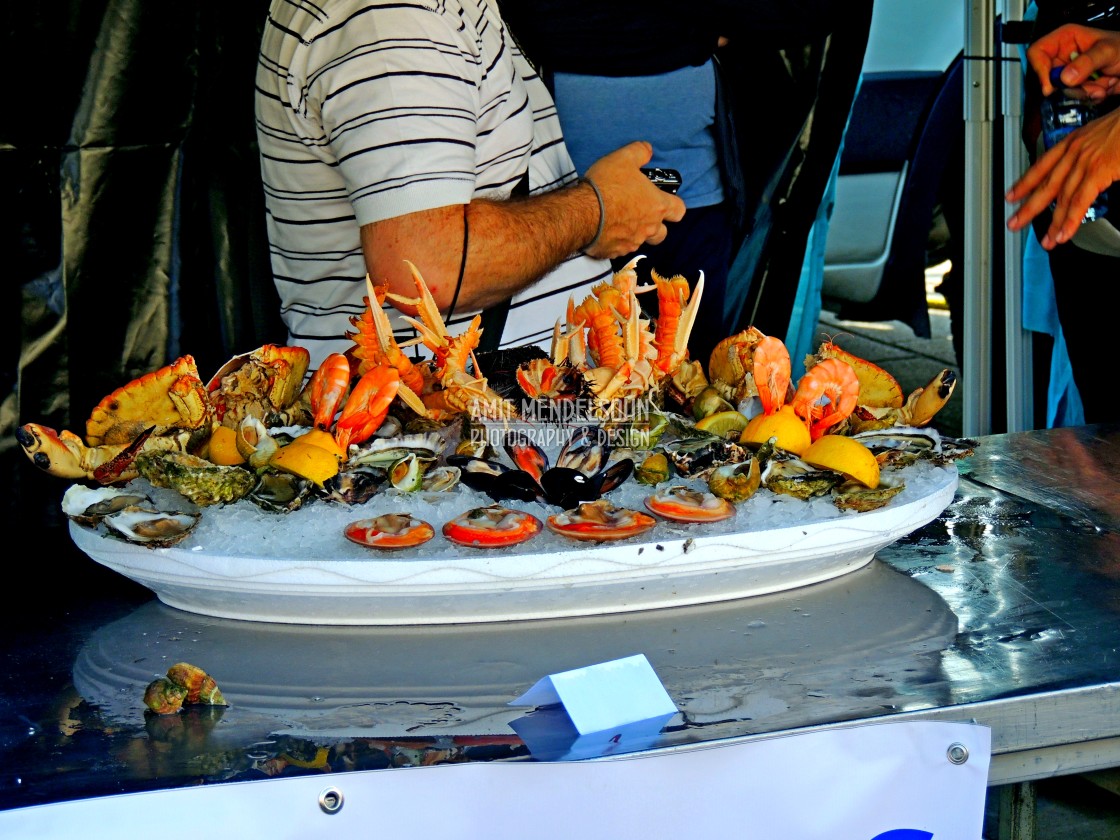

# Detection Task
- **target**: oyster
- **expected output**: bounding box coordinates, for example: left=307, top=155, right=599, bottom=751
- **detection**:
left=135, top=451, right=257, bottom=507
left=663, top=436, right=750, bottom=478
left=707, top=458, right=761, bottom=503
left=832, top=473, right=907, bottom=512
left=61, top=484, right=151, bottom=526
left=851, top=426, right=977, bottom=467
left=320, top=464, right=386, bottom=505
left=347, top=433, right=444, bottom=468
left=760, top=455, right=843, bottom=501
left=102, top=506, right=200, bottom=547
left=249, top=472, right=314, bottom=513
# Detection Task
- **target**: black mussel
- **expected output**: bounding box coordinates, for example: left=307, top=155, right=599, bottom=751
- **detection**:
left=540, top=467, right=595, bottom=510
left=447, top=455, right=545, bottom=503
left=556, top=425, right=610, bottom=475
left=595, top=458, right=634, bottom=496
left=538, top=458, right=634, bottom=509
left=503, top=431, right=549, bottom=482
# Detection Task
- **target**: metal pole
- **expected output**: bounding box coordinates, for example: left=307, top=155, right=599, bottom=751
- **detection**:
left=1002, top=0, right=1032, bottom=432
left=964, top=0, right=994, bottom=436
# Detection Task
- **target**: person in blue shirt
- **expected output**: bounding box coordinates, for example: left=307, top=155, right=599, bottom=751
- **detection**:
left=499, top=0, right=846, bottom=369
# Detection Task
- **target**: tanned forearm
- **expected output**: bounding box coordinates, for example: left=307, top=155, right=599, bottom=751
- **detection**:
left=459, top=181, right=600, bottom=310
left=360, top=140, right=684, bottom=316
left=359, top=180, right=598, bottom=314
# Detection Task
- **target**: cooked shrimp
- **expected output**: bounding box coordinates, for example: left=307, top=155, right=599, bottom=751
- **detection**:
left=306, top=353, right=351, bottom=431
left=791, top=358, right=860, bottom=440
left=751, top=335, right=792, bottom=414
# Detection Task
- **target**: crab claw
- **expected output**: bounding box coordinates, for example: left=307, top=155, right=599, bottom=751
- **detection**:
left=904, top=369, right=958, bottom=426
left=17, top=423, right=131, bottom=481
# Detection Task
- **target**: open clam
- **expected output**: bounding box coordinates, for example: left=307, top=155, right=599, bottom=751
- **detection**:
left=442, top=505, right=543, bottom=548
left=645, top=486, right=736, bottom=523
left=546, top=499, right=656, bottom=542
left=345, top=514, right=434, bottom=550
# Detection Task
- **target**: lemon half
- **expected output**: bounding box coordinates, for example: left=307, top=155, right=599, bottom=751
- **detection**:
left=801, top=435, right=880, bottom=488
left=739, top=405, right=811, bottom=455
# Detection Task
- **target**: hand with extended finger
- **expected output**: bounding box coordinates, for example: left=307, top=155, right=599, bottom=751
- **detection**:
left=1006, top=106, right=1120, bottom=247
left=580, top=141, right=687, bottom=260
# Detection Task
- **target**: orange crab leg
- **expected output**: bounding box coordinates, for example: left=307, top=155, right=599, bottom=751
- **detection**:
left=334, top=366, right=401, bottom=451
left=92, top=426, right=157, bottom=485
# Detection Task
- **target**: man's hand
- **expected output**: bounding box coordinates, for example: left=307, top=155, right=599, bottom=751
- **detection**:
left=1027, top=23, right=1120, bottom=100
left=1007, top=25, right=1120, bottom=248
left=581, top=141, right=687, bottom=260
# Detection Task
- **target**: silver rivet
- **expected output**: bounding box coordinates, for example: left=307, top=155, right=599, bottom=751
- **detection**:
left=947, top=742, right=969, bottom=765
left=318, top=787, right=344, bottom=814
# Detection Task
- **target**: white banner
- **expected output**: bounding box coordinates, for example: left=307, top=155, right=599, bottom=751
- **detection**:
left=1, top=720, right=991, bottom=840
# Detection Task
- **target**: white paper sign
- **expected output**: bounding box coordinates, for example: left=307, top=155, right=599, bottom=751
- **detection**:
left=509, top=653, right=678, bottom=733
left=0, top=720, right=992, bottom=839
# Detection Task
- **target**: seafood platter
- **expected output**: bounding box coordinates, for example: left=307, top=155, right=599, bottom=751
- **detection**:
left=18, top=260, right=973, bottom=625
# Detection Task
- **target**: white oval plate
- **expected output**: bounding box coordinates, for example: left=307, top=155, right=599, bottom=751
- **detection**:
left=69, top=464, right=958, bottom=625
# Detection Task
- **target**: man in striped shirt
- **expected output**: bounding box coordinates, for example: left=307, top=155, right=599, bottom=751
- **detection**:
left=255, top=0, right=685, bottom=374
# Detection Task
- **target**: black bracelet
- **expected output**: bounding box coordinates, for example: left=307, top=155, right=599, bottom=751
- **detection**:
left=579, top=176, right=606, bottom=251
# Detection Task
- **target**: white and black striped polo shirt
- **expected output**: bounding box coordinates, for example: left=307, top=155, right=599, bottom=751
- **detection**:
left=254, top=0, right=612, bottom=373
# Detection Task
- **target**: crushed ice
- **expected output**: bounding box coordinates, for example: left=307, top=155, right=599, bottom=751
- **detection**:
left=105, top=460, right=956, bottom=562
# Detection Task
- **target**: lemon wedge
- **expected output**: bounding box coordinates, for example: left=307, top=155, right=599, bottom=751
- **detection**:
left=207, top=425, right=247, bottom=466
left=739, top=405, right=811, bottom=455
left=295, top=428, right=346, bottom=459
left=801, top=435, right=880, bottom=488
left=268, top=438, right=341, bottom=486
left=695, top=410, right=750, bottom=439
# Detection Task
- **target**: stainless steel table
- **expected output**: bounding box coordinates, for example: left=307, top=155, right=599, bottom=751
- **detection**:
left=3, top=424, right=1119, bottom=838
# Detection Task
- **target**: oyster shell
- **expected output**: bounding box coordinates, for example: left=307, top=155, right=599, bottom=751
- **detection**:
left=707, top=458, right=761, bottom=503
left=61, top=484, right=151, bottom=526
left=102, top=505, right=200, bottom=547
left=135, top=451, right=257, bottom=507
left=832, top=473, right=906, bottom=512
left=249, top=472, right=314, bottom=513
left=347, top=433, right=444, bottom=468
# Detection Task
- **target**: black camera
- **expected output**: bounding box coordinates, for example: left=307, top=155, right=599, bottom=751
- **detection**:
left=641, top=167, right=682, bottom=194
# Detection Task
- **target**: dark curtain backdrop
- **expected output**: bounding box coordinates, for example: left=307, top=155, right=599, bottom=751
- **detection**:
left=3, top=0, right=281, bottom=457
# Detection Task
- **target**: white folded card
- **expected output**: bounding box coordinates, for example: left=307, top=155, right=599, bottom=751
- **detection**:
left=508, top=654, right=678, bottom=759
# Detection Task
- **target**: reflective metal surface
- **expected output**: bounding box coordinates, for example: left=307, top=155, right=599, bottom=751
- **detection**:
left=3, top=424, right=1119, bottom=811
